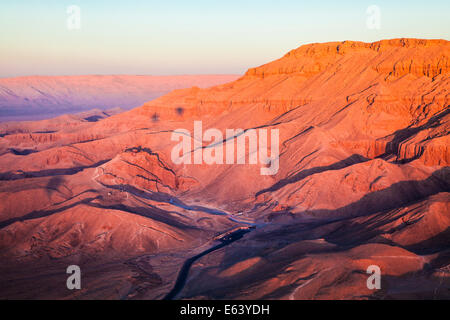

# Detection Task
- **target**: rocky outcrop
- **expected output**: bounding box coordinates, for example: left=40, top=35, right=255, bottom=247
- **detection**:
left=0, top=39, right=448, bottom=300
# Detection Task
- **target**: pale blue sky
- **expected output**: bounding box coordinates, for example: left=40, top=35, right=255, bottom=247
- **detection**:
left=0, top=0, right=449, bottom=77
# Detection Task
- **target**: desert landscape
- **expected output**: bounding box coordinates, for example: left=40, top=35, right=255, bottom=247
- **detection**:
left=0, top=38, right=449, bottom=300
left=0, top=75, right=240, bottom=121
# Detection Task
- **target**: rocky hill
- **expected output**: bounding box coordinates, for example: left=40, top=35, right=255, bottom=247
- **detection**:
left=0, top=39, right=448, bottom=299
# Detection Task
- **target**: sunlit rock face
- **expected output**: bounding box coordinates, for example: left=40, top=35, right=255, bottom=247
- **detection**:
left=0, top=39, right=449, bottom=300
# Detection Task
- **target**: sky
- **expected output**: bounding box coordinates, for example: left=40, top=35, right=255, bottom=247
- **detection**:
left=0, top=0, right=449, bottom=77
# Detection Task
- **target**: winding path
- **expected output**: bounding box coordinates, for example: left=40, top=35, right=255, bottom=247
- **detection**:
left=163, top=228, right=254, bottom=300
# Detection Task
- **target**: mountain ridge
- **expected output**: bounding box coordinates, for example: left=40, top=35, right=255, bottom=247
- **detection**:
left=0, top=38, right=448, bottom=299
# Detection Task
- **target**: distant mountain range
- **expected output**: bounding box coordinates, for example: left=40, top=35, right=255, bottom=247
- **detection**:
left=0, top=74, right=240, bottom=121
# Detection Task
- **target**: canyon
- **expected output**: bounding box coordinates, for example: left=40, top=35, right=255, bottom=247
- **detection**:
left=0, top=38, right=448, bottom=300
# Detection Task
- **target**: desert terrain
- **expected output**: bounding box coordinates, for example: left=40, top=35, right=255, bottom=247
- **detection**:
left=0, top=38, right=448, bottom=300
left=0, top=75, right=240, bottom=121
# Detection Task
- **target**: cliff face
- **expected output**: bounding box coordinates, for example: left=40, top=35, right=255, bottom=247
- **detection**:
left=137, top=38, right=449, bottom=167
left=248, top=39, right=449, bottom=78
left=0, top=39, right=449, bottom=299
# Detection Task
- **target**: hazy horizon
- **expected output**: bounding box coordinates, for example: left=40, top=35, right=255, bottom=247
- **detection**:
left=0, top=2, right=449, bottom=303
left=0, top=73, right=242, bottom=79
left=1, top=0, right=449, bottom=78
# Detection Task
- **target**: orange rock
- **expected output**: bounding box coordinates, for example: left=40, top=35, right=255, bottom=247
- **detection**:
left=0, top=38, right=449, bottom=299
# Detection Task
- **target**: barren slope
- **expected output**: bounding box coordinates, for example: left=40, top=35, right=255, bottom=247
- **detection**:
left=0, top=39, right=448, bottom=299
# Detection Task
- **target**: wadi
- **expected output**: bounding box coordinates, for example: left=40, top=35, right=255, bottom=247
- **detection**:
left=0, top=38, right=448, bottom=300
